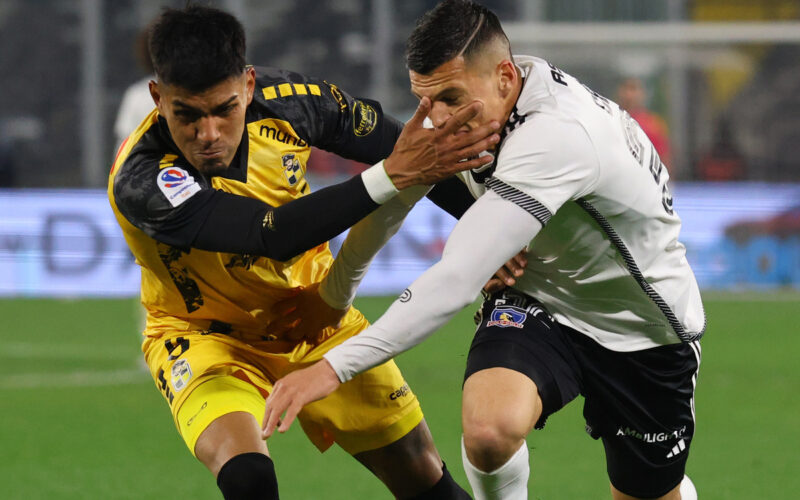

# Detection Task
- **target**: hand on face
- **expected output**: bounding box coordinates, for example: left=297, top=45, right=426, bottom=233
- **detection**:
left=383, top=97, right=500, bottom=190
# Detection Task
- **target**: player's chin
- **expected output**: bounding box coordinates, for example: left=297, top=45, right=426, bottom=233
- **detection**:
left=196, top=158, right=229, bottom=176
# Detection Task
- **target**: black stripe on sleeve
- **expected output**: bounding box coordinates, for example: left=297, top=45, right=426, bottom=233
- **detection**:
left=485, top=177, right=552, bottom=226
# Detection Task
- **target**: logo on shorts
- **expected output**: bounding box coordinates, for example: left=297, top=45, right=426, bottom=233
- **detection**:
left=486, top=306, right=526, bottom=328
left=171, top=359, right=193, bottom=392
left=389, top=383, right=410, bottom=400
left=666, top=438, right=687, bottom=458
left=616, top=425, right=686, bottom=445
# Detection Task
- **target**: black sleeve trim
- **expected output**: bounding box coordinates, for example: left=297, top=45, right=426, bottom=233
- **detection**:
left=192, top=175, right=379, bottom=261
left=485, top=176, right=552, bottom=226
left=426, top=176, right=476, bottom=220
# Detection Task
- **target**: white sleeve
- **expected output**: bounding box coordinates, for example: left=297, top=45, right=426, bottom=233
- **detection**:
left=491, top=114, right=598, bottom=217
left=323, top=189, right=543, bottom=382
left=318, top=184, right=431, bottom=310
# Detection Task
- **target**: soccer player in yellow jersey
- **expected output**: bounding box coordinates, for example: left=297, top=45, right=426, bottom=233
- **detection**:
left=108, top=6, right=502, bottom=500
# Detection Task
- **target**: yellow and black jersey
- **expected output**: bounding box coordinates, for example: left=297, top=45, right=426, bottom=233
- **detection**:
left=108, top=67, right=403, bottom=337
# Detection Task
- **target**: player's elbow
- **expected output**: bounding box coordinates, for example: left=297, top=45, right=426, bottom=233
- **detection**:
left=437, top=266, right=483, bottom=312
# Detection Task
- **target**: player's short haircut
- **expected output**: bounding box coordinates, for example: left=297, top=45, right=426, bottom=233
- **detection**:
left=405, top=0, right=510, bottom=75
left=149, top=6, right=246, bottom=92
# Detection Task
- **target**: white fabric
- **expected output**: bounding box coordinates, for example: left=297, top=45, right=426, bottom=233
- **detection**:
left=324, top=191, right=540, bottom=382
left=114, top=76, right=156, bottom=147
left=680, top=475, right=698, bottom=500
left=360, top=160, right=399, bottom=204
left=319, top=184, right=431, bottom=309
left=457, top=56, right=705, bottom=350
left=324, top=54, right=706, bottom=381
left=462, top=437, right=530, bottom=500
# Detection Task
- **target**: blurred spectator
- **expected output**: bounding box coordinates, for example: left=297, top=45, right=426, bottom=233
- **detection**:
left=696, top=115, right=746, bottom=181
left=616, top=77, right=672, bottom=170
left=114, top=28, right=156, bottom=148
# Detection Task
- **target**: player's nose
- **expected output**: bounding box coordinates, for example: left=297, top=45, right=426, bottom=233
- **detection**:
left=195, top=116, right=221, bottom=142
left=430, top=101, right=453, bottom=129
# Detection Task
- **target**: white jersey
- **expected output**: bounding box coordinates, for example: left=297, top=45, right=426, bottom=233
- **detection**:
left=321, top=56, right=706, bottom=382
left=457, top=56, right=705, bottom=350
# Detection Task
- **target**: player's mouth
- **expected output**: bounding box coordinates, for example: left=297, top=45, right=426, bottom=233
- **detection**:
left=198, top=149, right=224, bottom=159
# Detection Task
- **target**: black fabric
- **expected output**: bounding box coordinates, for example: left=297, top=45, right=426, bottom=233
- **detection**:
left=464, top=289, right=581, bottom=429
left=425, top=177, right=476, bottom=220
left=565, top=325, right=699, bottom=498
left=191, top=174, right=377, bottom=261
left=408, top=463, right=472, bottom=500
left=216, top=452, right=279, bottom=500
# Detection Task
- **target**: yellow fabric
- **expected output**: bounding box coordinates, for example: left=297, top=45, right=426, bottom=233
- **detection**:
left=155, top=310, right=421, bottom=456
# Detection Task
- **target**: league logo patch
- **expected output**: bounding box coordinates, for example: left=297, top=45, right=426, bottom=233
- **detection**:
left=157, top=166, right=201, bottom=207
left=486, top=306, right=526, bottom=329
left=282, top=153, right=303, bottom=186
left=170, top=359, right=192, bottom=392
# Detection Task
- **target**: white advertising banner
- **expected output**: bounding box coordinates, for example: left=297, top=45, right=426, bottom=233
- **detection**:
left=1, top=184, right=798, bottom=297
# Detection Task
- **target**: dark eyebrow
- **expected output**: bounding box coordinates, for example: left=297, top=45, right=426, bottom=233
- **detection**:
left=430, top=87, right=462, bottom=102
left=410, top=86, right=461, bottom=102
left=172, top=96, right=238, bottom=114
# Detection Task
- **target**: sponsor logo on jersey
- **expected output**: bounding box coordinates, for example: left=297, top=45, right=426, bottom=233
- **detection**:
left=157, top=165, right=201, bottom=207
left=389, top=383, right=410, bottom=400
left=353, top=100, right=377, bottom=137
left=399, top=288, right=412, bottom=303
left=486, top=306, right=526, bottom=328
left=171, top=359, right=193, bottom=392
left=282, top=153, right=303, bottom=186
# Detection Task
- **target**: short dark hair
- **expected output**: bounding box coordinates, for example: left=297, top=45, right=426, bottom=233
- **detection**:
left=149, top=6, right=246, bottom=92
left=405, top=0, right=509, bottom=75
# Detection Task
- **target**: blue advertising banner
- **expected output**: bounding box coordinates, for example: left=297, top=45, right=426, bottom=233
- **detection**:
left=1, top=183, right=798, bottom=297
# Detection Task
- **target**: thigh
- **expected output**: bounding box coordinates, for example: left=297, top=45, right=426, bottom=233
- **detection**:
left=143, top=331, right=274, bottom=459
left=568, top=327, right=701, bottom=498
left=464, top=289, right=582, bottom=430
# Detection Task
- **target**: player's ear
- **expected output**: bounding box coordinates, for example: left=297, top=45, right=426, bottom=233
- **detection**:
left=245, top=66, right=256, bottom=105
left=497, top=59, right=517, bottom=98
left=149, top=80, right=162, bottom=110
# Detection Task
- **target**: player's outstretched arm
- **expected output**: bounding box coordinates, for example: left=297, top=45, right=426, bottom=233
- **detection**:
left=384, top=97, right=500, bottom=190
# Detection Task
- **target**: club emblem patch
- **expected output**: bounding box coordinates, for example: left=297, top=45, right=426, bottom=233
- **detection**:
left=486, top=306, right=526, bottom=329
left=282, top=153, right=303, bottom=186
left=171, top=359, right=192, bottom=392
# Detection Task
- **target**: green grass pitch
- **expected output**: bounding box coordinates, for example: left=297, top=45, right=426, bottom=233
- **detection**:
left=1, top=292, right=798, bottom=499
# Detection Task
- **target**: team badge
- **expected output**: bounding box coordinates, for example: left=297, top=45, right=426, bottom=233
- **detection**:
left=170, top=359, right=193, bottom=392
left=282, top=153, right=303, bottom=186
left=352, top=100, right=377, bottom=136
left=157, top=166, right=201, bottom=207
left=486, top=306, right=527, bottom=329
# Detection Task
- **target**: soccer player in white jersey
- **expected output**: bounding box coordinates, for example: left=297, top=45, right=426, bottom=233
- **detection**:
left=261, top=1, right=704, bottom=499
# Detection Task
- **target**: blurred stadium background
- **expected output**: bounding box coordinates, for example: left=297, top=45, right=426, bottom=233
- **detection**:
left=1, top=1, right=799, bottom=498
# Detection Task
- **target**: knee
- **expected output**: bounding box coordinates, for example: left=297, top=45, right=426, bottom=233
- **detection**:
left=216, top=453, right=279, bottom=500
left=462, top=419, right=525, bottom=472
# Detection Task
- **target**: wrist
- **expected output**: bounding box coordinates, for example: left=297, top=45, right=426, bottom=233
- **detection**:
left=361, top=160, right=399, bottom=204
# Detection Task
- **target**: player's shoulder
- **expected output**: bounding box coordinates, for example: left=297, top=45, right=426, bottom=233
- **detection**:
left=112, top=121, right=207, bottom=221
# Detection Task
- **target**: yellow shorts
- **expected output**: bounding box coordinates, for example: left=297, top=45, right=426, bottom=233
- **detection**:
left=142, top=307, right=422, bottom=457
